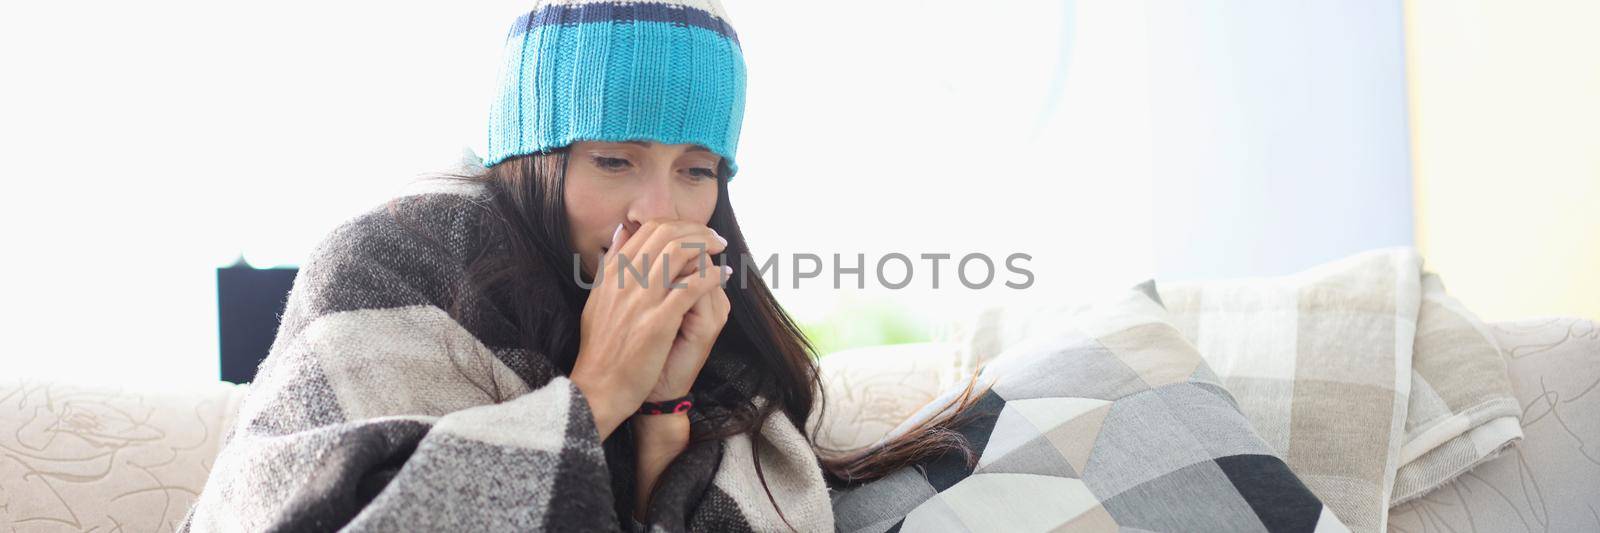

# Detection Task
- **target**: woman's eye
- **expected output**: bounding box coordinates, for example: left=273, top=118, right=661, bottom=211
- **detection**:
left=687, top=167, right=717, bottom=180
left=591, top=156, right=632, bottom=171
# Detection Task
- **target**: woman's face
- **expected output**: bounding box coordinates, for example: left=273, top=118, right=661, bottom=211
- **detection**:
left=564, top=140, right=722, bottom=279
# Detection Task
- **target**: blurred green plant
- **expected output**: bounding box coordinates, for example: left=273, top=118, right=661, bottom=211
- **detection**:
left=796, top=297, right=932, bottom=359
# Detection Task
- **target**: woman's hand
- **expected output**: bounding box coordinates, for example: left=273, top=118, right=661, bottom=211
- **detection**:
left=569, top=220, right=730, bottom=441
left=648, top=262, right=732, bottom=402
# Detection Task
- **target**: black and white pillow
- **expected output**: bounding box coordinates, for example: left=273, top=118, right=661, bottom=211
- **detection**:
left=829, top=282, right=1348, bottom=533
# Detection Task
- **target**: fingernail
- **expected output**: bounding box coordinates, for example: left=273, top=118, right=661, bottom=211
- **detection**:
left=715, top=234, right=728, bottom=246
left=720, top=265, right=733, bottom=278
left=610, top=223, right=624, bottom=249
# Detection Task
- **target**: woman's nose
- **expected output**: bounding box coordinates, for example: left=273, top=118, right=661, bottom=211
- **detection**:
left=627, top=173, right=679, bottom=223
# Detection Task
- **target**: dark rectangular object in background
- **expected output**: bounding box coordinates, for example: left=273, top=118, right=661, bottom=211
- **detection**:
left=217, top=265, right=299, bottom=384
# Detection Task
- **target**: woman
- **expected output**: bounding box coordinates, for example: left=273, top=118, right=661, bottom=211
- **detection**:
left=183, top=1, right=985, bottom=531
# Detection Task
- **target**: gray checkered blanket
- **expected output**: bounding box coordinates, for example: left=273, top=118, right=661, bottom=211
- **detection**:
left=179, top=182, right=833, bottom=532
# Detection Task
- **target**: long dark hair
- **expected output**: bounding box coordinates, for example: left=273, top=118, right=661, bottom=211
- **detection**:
left=395, top=148, right=992, bottom=526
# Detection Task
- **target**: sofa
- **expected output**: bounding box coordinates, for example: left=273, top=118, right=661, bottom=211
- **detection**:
left=2, top=316, right=1594, bottom=532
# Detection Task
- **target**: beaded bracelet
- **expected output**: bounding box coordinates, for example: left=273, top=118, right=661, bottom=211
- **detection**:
left=636, top=393, right=694, bottom=415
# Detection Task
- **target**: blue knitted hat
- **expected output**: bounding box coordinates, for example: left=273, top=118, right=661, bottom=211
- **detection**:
left=484, top=0, right=747, bottom=179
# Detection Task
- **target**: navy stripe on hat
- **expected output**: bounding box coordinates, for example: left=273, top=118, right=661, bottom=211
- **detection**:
left=508, top=2, right=740, bottom=46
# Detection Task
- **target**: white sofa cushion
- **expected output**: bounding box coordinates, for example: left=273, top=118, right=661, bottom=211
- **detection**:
left=808, top=342, right=960, bottom=456
left=0, top=379, right=248, bottom=531
left=1389, top=317, right=1600, bottom=532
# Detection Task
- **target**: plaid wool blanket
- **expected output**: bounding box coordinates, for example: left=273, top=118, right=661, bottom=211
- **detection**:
left=1157, top=249, right=1522, bottom=532
left=179, top=180, right=833, bottom=532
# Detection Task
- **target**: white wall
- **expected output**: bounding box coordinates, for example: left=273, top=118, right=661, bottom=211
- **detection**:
left=1407, top=0, right=1600, bottom=321
left=0, top=2, right=525, bottom=384
left=1145, top=1, right=1416, bottom=280
left=731, top=0, right=1158, bottom=326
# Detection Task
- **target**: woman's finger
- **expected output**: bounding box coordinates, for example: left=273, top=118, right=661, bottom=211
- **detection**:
left=684, top=282, right=716, bottom=325
left=711, top=281, right=731, bottom=320
left=608, top=222, right=630, bottom=258
left=615, top=219, right=666, bottom=260
left=632, top=226, right=726, bottom=296
left=663, top=264, right=731, bottom=315
left=598, top=222, right=632, bottom=277
left=655, top=248, right=720, bottom=295
left=634, top=222, right=725, bottom=266
left=677, top=288, right=722, bottom=358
